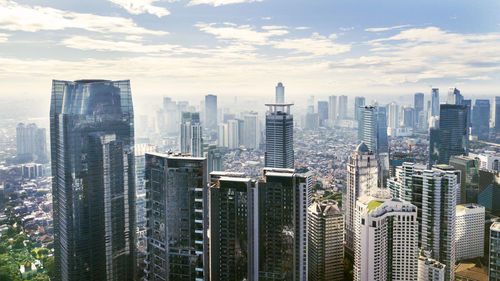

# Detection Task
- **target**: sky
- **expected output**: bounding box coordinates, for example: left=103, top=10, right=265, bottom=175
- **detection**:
left=1, top=0, right=500, bottom=101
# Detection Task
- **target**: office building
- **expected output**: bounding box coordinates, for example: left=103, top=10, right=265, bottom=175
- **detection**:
left=448, top=87, right=464, bottom=105
left=305, top=112, right=320, bottom=130
left=345, top=143, right=378, bottom=252
left=144, top=153, right=208, bottom=281
left=258, top=168, right=311, bottom=280
left=50, top=79, right=136, bottom=281
left=418, top=252, right=445, bottom=281
left=469, top=151, right=500, bottom=171
left=205, top=94, right=218, bottom=131
left=388, top=163, right=458, bottom=280
left=16, top=123, right=47, bottom=163
left=308, top=201, right=344, bottom=281
left=21, top=163, right=43, bottom=179
left=387, top=102, right=399, bottom=130
left=455, top=204, right=485, bottom=261
left=358, top=106, right=388, bottom=155
left=243, top=112, right=260, bottom=149
left=264, top=103, right=294, bottom=169
left=204, top=144, right=223, bottom=173
left=489, top=222, right=500, bottom=280
left=449, top=155, right=479, bottom=204
left=431, top=88, right=440, bottom=117
left=472, top=99, right=490, bottom=140
left=276, top=82, right=285, bottom=103
left=218, top=123, right=229, bottom=148
left=402, top=107, right=415, bottom=128
left=495, top=97, right=500, bottom=134
left=317, top=101, right=329, bottom=125
left=209, top=172, right=258, bottom=281
left=180, top=112, right=203, bottom=157
left=353, top=189, right=418, bottom=281
left=338, top=95, right=348, bottom=120
left=354, top=96, right=365, bottom=121
left=414, top=92, right=425, bottom=121
left=227, top=119, right=240, bottom=149
left=429, top=104, right=469, bottom=166
left=328, top=95, right=337, bottom=126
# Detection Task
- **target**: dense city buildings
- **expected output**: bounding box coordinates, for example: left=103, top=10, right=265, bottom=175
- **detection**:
left=208, top=172, right=258, bottom=281
left=264, top=103, right=294, bottom=169
left=275, top=82, right=285, bottom=103
left=418, top=252, right=445, bottom=281
left=353, top=189, right=418, bottom=281
left=308, top=201, right=344, bottom=281
left=472, top=99, right=491, bottom=140
left=429, top=104, right=469, bottom=166
left=16, top=122, right=47, bottom=163
left=448, top=87, right=464, bottom=105
left=50, top=79, right=136, bottom=281
left=489, top=222, right=500, bottom=280
left=389, top=163, right=458, bottom=280
left=205, top=94, right=218, bottom=131
left=144, top=153, right=208, bottom=281
left=354, top=96, right=365, bottom=121
left=470, top=150, right=500, bottom=171
left=258, top=168, right=312, bottom=281
left=455, top=204, right=485, bottom=261
left=180, top=112, right=203, bottom=157
left=345, top=143, right=378, bottom=253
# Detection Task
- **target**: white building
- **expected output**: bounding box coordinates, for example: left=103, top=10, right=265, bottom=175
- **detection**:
left=328, top=95, right=337, bottom=126
left=455, top=204, right=485, bottom=261
left=418, top=252, right=445, bottom=281
left=227, top=119, right=239, bottom=149
left=345, top=142, right=379, bottom=252
left=217, top=123, right=228, bottom=148
left=489, top=222, right=500, bottom=280
left=469, top=151, right=500, bottom=171
left=243, top=112, right=260, bottom=149
left=354, top=189, right=418, bottom=281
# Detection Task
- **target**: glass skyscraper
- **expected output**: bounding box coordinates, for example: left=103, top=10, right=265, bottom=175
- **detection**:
left=265, top=103, right=294, bottom=169
left=471, top=99, right=490, bottom=140
left=205, top=94, right=218, bottom=131
left=50, top=79, right=136, bottom=281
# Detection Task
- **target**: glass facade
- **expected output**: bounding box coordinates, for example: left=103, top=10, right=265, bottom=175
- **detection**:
left=50, top=79, right=136, bottom=281
left=265, top=104, right=294, bottom=169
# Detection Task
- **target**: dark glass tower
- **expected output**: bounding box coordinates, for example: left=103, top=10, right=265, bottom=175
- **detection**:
left=472, top=99, right=490, bottom=140
left=50, top=79, right=136, bottom=281
left=205, top=94, right=218, bottom=131
left=265, top=104, right=294, bottom=169
left=354, top=96, right=366, bottom=121
left=358, top=106, right=388, bottom=154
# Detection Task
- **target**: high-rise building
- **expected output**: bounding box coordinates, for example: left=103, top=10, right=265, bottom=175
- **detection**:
left=429, top=104, right=469, bottom=166
left=402, top=106, right=415, bottom=128
left=358, top=106, right=388, bottom=155
left=353, top=189, right=418, bottom=281
left=387, top=102, right=399, bottom=130
left=345, top=143, right=378, bottom=252
left=469, top=151, right=500, bottom=171
left=388, top=163, right=458, bottom=280
left=264, top=104, right=294, bottom=169
left=204, top=144, right=223, bottom=173
left=449, top=155, right=480, bottom=204
left=317, top=101, right=329, bottom=125
left=338, top=95, right=348, bottom=120
left=209, top=172, right=258, bottom=281
left=354, top=96, right=366, bottom=121
left=180, top=112, right=203, bottom=157
left=50, top=79, right=136, bottom=281
left=489, top=222, right=500, bottom=280
left=417, top=252, right=445, bottom=281
left=495, top=97, right=500, bottom=134
left=308, top=201, right=344, bottom=281
left=455, top=204, right=485, bottom=261
left=205, top=94, right=218, bottom=131
left=305, top=112, right=320, bottom=130
left=414, top=92, right=425, bottom=121
left=144, top=153, right=208, bottom=281
left=218, top=123, right=229, bottom=148
left=258, top=168, right=312, bottom=280
left=276, top=82, right=285, bottom=103
left=472, top=99, right=490, bottom=140
left=431, top=88, right=440, bottom=117
left=448, top=87, right=463, bottom=105
left=243, top=112, right=260, bottom=149
left=328, top=95, right=337, bottom=126
left=227, top=119, right=240, bottom=149
left=16, top=123, right=47, bottom=163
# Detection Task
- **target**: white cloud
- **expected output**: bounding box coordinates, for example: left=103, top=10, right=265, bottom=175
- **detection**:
left=365, top=24, right=411, bottom=32
left=339, top=26, right=354, bottom=31
left=296, top=26, right=310, bottom=30
left=273, top=33, right=350, bottom=56
left=61, top=36, right=180, bottom=53
left=108, top=0, right=170, bottom=17
left=0, top=0, right=167, bottom=34
left=195, top=22, right=288, bottom=45
left=0, top=33, right=9, bottom=42
left=262, top=25, right=288, bottom=30
left=188, top=0, right=263, bottom=7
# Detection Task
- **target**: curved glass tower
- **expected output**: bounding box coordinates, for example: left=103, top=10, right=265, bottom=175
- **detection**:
left=50, top=80, right=136, bottom=281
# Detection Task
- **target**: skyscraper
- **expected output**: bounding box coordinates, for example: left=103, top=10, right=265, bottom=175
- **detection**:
left=402, top=106, right=415, bottom=128
left=358, top=106, right=388, bottom=155
left=328, top=95, right=337, bottom=126
left=265, top=103, right=294, bottom=169
left=276, top=82, right=285, bottom=103
left=227, top=119, right=240, bottom=149
left=387, top=102, right=399, bottom=130
left=389, top=163, right=458, bottom=280
left=449, top=155, right=479, bottom=204
left=495, top=97, right=500, bottom=134
left=317, top=101, right=328, bottom=125
left=414, top=92, right=425, bottom=121
left=243, top=112, right=260, bottom=149
left=353, top=189, right=418, bottom=281
left=345, top=143, right=378, bottom=253
left=431, top=88, right=440, bottom=117
left=338, top=95, right=348, bottom=120
left=258, top=168, right=312, bottom=280
left=308, top=201, right=344, bottom=281
left=489, top=222, right=500, bottom=280
left=418, top=253, right=445, bottom=281
left=354, top=96, right=366, bottom=121
left=16, top=123, right=47, bottom=163
left=472, top=99, right=490, bottom=140
left=455, top=204, right=485, bottom=261
left=205, top=94, right=218, bottom=131
left=180, top=112, right=203, bottom=157
left=209, top=172, right=258, bottom=281
left=204, top=144, right=223, bottom=173
left=447, top=87, right=463, bottom=105
left=50, top=79, right=136, bottom=281
left=218, top=122, right=229, bottom=148
left=429, top=104, right=469, bottom=166
left=144, top=153, right=208, bottom=281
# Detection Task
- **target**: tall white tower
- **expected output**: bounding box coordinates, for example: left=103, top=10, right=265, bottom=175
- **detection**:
left=275, top=82, right=285, bottom=103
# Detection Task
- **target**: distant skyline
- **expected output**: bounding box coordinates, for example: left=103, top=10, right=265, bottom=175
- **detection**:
left=1, top=0, right=500, bottom=99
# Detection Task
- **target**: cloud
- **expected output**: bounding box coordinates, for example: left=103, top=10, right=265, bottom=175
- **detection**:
left=0, top=0, right=167, bottom=35
left=262, top=25, right=288, bottom=30
left=108, top=0, right=170, bottom=17
left=339, top=26, right=354, bottom=32
left=273, top=33, right=350, bottom=56
left=188, top=0, right=263, bottom=7
left=196, top=22, right=288, bottom=45
left=296, top=26, right=310, bottom=30
left=61, top=36, right=180, bottom=53
left=365, top=24, right=411, bottom=32
left=0, top=33, right=9, bottom=42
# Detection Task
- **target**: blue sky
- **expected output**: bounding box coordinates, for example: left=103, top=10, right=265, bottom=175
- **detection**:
left=1, top=0, right=500, bottom=99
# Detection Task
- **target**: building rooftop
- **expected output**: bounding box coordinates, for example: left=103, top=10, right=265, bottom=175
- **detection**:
left=367, top=200, right=383, bottom=212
